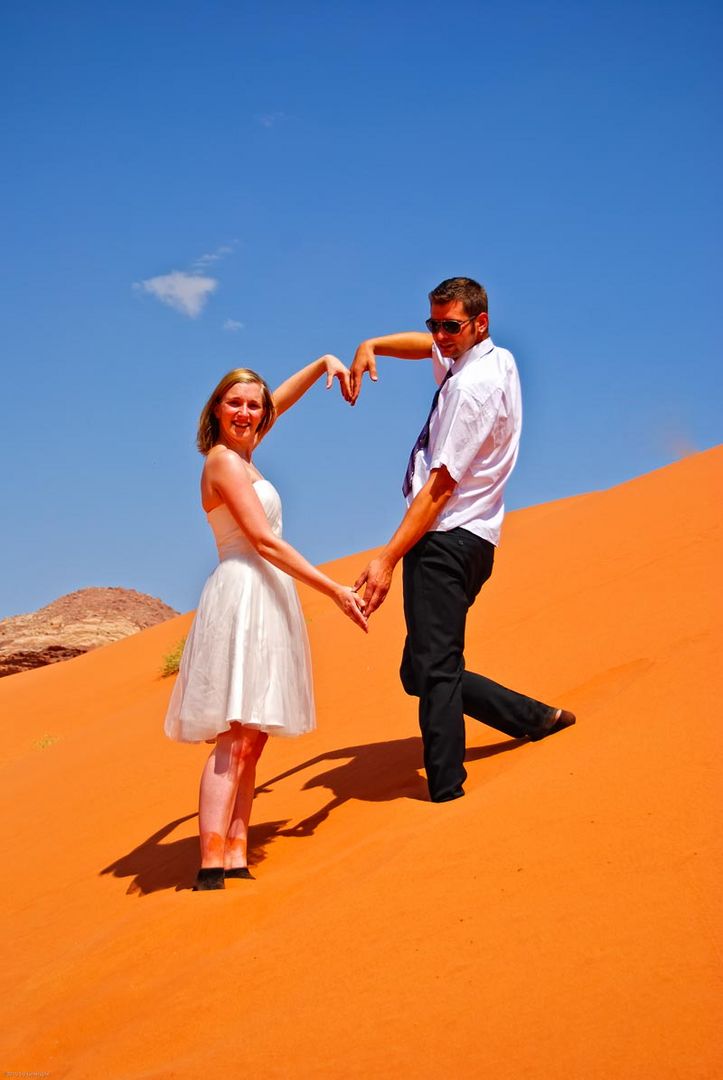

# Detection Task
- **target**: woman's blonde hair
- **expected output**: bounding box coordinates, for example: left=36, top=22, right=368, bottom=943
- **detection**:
left=197, top=368, right=276, bottom=454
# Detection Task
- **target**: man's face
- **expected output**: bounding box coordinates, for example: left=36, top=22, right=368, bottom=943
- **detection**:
left=428, top=299, right=488, bottom=360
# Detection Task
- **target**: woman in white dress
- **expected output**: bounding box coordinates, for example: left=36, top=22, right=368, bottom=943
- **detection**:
left=165, top=356, right=367, bottom=890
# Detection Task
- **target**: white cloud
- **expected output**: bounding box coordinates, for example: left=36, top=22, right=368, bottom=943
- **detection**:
left=134, top=271, right=218, bottom=318
left=193, top=242, right=236, bottom=271
left=257, top=111, right=285, bottom=128
left=223, top=319, right=244, bottom=332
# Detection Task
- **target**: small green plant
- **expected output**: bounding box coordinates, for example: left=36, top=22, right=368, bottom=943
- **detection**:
left=161, top=637, right=186, bottom=678
left=34, top=734, right=60, bottom=750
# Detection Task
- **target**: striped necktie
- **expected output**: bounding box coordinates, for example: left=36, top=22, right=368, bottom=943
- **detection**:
left=402, top=368, right=453, bottom=497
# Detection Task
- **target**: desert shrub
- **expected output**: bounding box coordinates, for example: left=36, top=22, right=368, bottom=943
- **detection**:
left=161, top=637, right=186, bottom=678
left=34, top=734, right=60, bottom=750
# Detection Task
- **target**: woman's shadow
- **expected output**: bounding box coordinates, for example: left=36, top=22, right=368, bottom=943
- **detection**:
left=100, top=814, right=290, bottom=895
left=101, top=734, right=522, bottom=894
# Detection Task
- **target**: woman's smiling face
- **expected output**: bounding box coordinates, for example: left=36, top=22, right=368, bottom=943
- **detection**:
left=214, top=381, right=266, bottom=451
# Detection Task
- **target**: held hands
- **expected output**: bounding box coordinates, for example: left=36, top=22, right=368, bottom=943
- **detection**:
left=322, top=354, right=353, bottom=403
left=349, top=340, right=378, bottom=405
left=353, top=555, right=394, bottom=618
left=333, top=585, right=368, bottom=632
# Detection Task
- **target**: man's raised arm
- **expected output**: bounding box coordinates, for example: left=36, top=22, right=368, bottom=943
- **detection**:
left=349, top=332, right=433, bottom=404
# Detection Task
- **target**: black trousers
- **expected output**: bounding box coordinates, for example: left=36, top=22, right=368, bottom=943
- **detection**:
left=400, top=528, right=554, bottom=802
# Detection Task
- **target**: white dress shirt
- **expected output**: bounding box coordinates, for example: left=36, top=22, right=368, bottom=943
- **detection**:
left=404, top=337, right=522, bottom=547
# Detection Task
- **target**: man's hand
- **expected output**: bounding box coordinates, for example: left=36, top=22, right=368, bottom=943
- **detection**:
left=349, top=333, right=433, bottom=404
left=353, top=468, right=457, bottom=617
left=354, top=554, right=395, bottom=617
left=349, top=340, right=379, bottom=405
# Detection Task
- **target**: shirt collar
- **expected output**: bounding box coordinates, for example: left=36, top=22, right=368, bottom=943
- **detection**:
left=435, top=336, right=495, bottom=373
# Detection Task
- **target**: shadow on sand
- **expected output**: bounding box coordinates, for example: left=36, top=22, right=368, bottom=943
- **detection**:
left=255, top=733, right=525, bottom=839
left=102, top=734, right=524, bottom=895
left=100, top=814, right=290, bottom=896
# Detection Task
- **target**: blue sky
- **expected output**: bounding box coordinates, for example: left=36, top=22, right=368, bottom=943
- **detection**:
left=2, top=0, right=721, bottom=618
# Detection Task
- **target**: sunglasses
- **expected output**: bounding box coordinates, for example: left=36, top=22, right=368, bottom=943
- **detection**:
left=425, top=316, right=476, bottom=335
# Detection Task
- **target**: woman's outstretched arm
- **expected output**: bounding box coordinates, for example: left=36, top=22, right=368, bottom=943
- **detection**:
left=271, top=354, right=351, bottom=422
left=205, top=449, right=367, bottom=632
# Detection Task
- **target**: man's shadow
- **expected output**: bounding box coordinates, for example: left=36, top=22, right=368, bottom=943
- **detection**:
left=101, top=734, right=523, bottom=894
left=255, top=734, right=524, bottom=838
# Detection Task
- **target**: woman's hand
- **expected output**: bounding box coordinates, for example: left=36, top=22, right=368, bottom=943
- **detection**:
left=272, top=354, right=352, bottom=420
left=332, top=585, right=368, bottom=632
left=321, top=354, right=353, bottom=403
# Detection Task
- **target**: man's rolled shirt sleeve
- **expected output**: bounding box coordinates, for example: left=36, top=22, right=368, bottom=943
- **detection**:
left=430, top=387, right=501, bottom=482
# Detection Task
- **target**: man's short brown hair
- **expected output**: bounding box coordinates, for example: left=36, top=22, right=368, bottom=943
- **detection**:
left=428, top=277, right=488, bottom=317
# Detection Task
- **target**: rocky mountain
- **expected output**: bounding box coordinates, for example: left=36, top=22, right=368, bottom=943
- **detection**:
left=0, top=587, right=179, bottom=678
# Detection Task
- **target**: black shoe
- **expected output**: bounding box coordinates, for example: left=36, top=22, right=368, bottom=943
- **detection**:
left=224, top=867, right=254, bottom=880
left=193, top=867, right=225, bottom=891
left=431, top=788, right=465, bottom=803
left=528, top=708, right=576, bottom=742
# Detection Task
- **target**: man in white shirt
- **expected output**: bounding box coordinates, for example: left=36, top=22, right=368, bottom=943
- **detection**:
left=350, top=277, right=575, bottom=803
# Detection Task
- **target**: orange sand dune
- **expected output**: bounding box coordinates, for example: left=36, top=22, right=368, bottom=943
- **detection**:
left=2, top=447, right=721, bottom=1079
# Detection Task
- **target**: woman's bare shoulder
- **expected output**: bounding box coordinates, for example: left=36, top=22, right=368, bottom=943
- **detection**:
left=204, top=445, right=245, bottom=476
left=201, top=447, right=252, bottom=512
